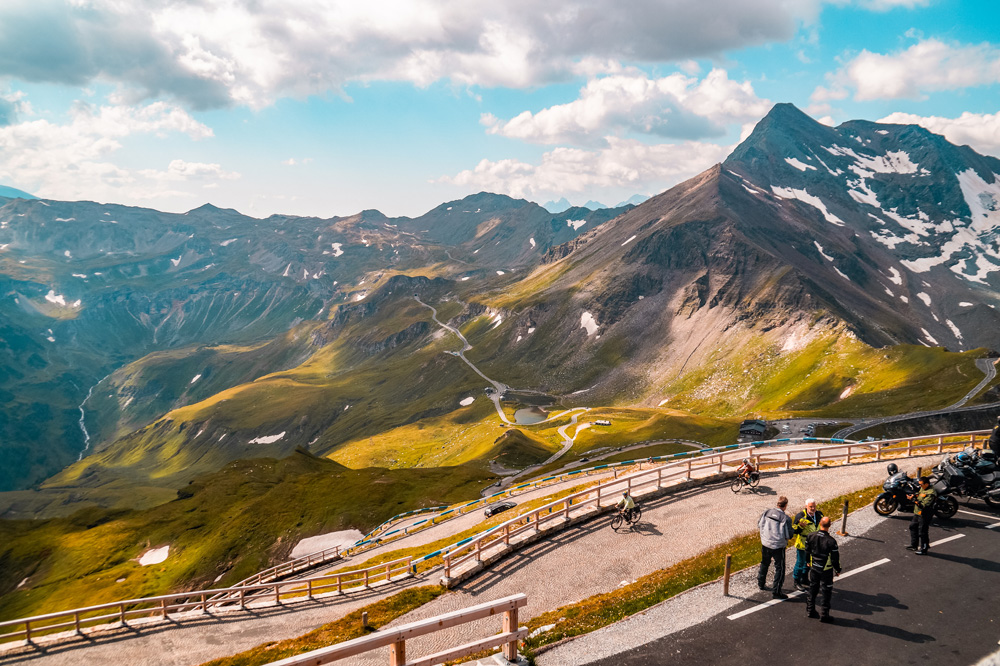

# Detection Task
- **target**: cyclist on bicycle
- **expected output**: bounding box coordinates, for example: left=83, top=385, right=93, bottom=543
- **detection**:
left=736, top=457, right=757, bottom=482
left=616, top=491, right=636, bottom=521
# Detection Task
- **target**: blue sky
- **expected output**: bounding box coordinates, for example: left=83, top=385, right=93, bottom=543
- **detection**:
left=0, top=0, right=998, bottom=217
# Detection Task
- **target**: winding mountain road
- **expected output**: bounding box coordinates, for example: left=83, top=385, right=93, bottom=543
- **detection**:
left=832, top=357, right=999, bottom=439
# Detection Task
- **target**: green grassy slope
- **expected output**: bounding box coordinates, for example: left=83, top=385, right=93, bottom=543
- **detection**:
left=0, top=449, right=491, bottom=621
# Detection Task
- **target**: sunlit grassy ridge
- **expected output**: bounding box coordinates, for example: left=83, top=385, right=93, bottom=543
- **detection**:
left=0, top=450, right=490, bottom=621
left=661, top=330, right=990, bottom=417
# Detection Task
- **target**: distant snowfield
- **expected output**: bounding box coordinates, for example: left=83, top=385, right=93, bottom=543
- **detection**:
left=249, top=431, right=285, bottom=445
left=621, top=235, right=637, bottom=247
left=139, top=545, right=170, bottom=566
left=459, top=396, right=475, bottom=406
left=580, top=311, right=599, bottom=336
left=331, top=243, right=344, bottom=257
left=190, top=374, right=202, bottom=385
left=566, top=219, right=586, bottom=231
left=44, top=290, right=67, bottom=306
left=290, top=530, right=364, bottom=559
left=771, top=186, right=845, bottom=226
left=785, top=157, right=816, bottom=172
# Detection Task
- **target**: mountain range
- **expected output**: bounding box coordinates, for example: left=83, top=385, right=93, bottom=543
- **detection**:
left=1, top=102, right=999, bottom=515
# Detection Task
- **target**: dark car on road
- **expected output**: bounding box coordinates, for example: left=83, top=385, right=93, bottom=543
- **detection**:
left=484, top=500, right=517, bottom=518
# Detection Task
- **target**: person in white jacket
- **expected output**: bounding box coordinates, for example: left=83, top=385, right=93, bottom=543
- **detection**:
left=758, top=496, right=793, bottom=599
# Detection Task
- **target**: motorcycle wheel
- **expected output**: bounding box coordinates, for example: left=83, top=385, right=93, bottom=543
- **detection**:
left=874, top=494, right=898, bottom=516
left=935, top=496, right=958, bottom=519
left=984, top=494, right=1000, bottom=510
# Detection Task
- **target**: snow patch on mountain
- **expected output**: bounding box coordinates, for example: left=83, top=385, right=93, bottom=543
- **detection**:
left=44, top=290, right=67, bottom=306
left=887, top=267, right=903, bottom=285
left=814, top=241, right=834, bottom=262
left=249, top=432, right=285, bottom=445
left=945, top=319, right=963, bottom=340
left=331, top=243, right=344, bottom=257
left=916, top=292, right=932, bottom=307
left=622, top=235, right=637, bottom=247
left=785, top=157, right=816, bottom=172
left=529, top=238, right=535, bottom=248
left=220, top=238, right=237, bottom=247
left=921, top=328, right=939, bottom=345
left=567, top=219, right=586, bottom=231
left=771, top=186, right=844, bottom=226
left=459, top=396, right=475, bottom=406
left=580, top=312, right=599, bottom=336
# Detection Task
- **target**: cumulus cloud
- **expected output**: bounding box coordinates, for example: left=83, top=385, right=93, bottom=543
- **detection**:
left=0, top=99, right=234, bottom=203
left=483, top=68, right=770, bottom=144
left=830, top=39, right=1000, bottom=100
left=439, top=138, right=730, bottom=201
left=0, top=0, right=823, bottom=109
left=878, top=111, right=1000, bottom=156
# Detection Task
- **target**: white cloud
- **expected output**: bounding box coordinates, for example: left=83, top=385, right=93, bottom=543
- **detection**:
left=0, top=98, right=231, bottom=203
left=878, top=110, right=1000, bottom=155
left=854, top=0, right=930, bottom=9
left=483, top=68, right=770, bottom=144
left=0, top=0, right=824, bottom=109
left=835, top=39, right=1000, bottom=100
left=139, top=159, right=241, bottom=181
left=440, top=137, right=730, bottom=201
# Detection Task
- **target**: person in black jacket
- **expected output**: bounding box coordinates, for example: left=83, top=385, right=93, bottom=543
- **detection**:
left=988, top=416, right=1000, bottom=456
left=804, top=516, right=841, bottom=623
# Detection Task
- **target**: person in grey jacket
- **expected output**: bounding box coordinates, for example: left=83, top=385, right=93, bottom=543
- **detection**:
left=758, top=496, right=792, bottom=599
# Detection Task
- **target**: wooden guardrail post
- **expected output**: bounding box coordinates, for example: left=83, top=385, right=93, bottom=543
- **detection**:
left=785, top=451, right=791, bottom=470
left=161, top=598, right=167, bottom=619
left=502, top=607, right=519, bottom=661
left=723, top=554, right=732, bottom=596
left=937, top=436, right=944, bottom=453
left=361, top=611, right=368, bottom=630
left=307, top=580, right=314, bottom=600
left=337, top=574, right=343, bottom=594
left=389, top=640, right=405, bottom=666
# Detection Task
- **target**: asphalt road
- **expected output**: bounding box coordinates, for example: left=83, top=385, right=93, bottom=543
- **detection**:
left=590, top=507, right=1000, bottom=666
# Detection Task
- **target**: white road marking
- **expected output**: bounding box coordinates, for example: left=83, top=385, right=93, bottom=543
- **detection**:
left=929, top=533, right=965, bottom=547
left=836, top=557, right=891, bottom=580
left=727, top=558, right=890, bottom=621
left=987, top=522, right=1000, bottom=530
left=957, top=509, right=995, bottom=520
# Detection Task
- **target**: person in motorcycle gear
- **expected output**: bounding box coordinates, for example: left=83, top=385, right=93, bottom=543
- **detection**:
left=907, top=476, right=937, bottom=555
left=805, top=516, right=841, bottom=622
left=988, top=415, right=1000, bottom=456
left=886, top=463, right=898, bottom=475
left=792, top=499, right=824, bottom=591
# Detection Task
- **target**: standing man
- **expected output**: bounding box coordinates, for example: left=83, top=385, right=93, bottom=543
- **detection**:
left=908, top=476, right=937, bottom=555
left=758, top=496, right=792, bottom=599
left=805, top=516, right=841, bottom=623
left=791, top=498, right=823, bottom=591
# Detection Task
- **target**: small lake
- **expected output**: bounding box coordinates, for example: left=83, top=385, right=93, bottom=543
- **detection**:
left=514, top=407, right=548, bottom=424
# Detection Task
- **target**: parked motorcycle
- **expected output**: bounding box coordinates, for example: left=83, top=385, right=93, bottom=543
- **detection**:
left=933, top=448, right=1000, bottom=509
left=874, top=463, right=959, bottom=518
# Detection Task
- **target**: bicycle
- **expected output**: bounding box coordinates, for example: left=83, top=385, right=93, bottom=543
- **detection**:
left=611, top=505, right=642, bottom=530
left=730, top=470, right=761, bottom=493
